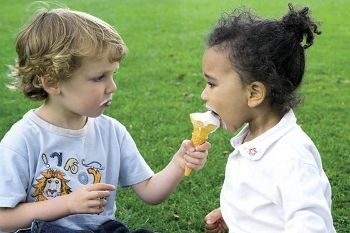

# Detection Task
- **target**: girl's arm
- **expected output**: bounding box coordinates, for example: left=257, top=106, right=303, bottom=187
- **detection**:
left=205, top=208, right=228, bottom=233
left=280, top=161, right=334, bottom=232
left=132, top=140, right=210, bottom=204
left=0, top=183, right=115, bottom=232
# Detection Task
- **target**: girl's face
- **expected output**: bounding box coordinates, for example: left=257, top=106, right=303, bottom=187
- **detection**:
left=55, top=56, right=119, bottom=119
left=201, top=47, right=250, bottom=132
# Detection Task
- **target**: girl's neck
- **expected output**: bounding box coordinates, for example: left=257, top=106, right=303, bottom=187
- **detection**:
left=35, top=104, right=88, bottom=130
left=244, top=109, right=284, bottom=143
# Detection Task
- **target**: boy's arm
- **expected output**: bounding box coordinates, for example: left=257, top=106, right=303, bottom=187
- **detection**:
left=132, top=140, right=210, bottom=204
left=0, top=183, right=115, bottom=232
left=0, top=196, right=71, bottom=232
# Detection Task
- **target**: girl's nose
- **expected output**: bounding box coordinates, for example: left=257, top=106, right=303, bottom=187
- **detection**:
left=201, top=88, right=207, bottom=101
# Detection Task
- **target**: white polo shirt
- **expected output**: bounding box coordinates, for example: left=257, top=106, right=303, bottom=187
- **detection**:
left=220, top=110, right=335, bottom=233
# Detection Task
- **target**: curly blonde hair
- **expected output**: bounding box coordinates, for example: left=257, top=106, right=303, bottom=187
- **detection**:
left=10, top=8, right=128, bottom=101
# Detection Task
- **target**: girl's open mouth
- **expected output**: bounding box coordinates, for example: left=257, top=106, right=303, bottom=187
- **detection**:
left=211, top=110, right=220, bottom=119
left=206, top=106, right=223, bottom=127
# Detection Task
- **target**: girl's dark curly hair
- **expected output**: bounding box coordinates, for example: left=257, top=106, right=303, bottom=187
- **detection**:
left=207, top=3, right=321, bottom=112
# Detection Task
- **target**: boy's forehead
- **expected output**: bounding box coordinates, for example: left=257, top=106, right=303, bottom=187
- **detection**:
left=81, top=56, right=118, bottom=65
left=79, top=56, right=119, bottom=71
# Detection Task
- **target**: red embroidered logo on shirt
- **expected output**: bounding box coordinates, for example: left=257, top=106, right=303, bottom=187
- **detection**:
left=248, top=148, right=257, bottom=156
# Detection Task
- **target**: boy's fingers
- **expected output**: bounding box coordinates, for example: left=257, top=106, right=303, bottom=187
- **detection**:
left=183, top=140, right=211, bottom=153
left=195, top=141, right=211, bottom=151
left=185, top=154, right=206, bottom=165
left=183, top=140, right=195, bottom=152
left=95, top=190, right=111, bottom=199
left=87, top=183, right=116, bottom=191
left=186, top=150, right=207, bottom=159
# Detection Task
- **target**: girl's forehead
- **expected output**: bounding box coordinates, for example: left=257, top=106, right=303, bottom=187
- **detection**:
left=203, top=46, right=230, bottom=61
left=203, top=48, right=232, bottom=70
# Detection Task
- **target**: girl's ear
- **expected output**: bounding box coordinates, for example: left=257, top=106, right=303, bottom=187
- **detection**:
left=247, top=81, right=266, bottom=108
left=40, top=77, right=61, bottom=95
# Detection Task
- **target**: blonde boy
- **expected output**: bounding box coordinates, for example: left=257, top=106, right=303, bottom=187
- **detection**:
left=0, top=8, right=209, bottom=232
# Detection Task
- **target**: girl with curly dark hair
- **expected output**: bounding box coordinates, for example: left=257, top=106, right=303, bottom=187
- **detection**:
left=201, top=4, right=335, bottom=232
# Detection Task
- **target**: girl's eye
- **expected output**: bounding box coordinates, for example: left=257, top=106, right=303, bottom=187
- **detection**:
left=207, top=82, right=216, bottom=88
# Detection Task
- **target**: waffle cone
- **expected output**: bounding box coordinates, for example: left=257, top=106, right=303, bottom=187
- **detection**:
left=184, top=121, right=218, bottom=176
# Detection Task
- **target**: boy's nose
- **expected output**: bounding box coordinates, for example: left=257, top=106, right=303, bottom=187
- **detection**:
left=107, top=80, right=117, bottom=93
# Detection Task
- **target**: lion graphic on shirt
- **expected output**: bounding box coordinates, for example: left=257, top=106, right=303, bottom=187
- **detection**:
left=32, top=169, right=72, bottom=201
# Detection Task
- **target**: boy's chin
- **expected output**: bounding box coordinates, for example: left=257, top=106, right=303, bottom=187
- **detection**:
left=86, top=111, right=104, bottom=118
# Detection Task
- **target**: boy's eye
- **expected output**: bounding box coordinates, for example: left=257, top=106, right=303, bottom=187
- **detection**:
left=94, top=75, right=105, bottom=82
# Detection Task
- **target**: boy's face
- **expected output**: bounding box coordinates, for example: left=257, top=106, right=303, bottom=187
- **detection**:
left=201, top=47, right=250, bottom=132
left=56, top=56, right=119, bottom=118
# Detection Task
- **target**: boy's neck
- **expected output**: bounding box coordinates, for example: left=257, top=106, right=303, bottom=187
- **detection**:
left=35, top=104, right=88, bottom=130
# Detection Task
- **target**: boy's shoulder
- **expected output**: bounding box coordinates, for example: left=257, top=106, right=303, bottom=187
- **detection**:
left=0, top=110, right=40, bottom=155
left=93, top=114, right=127, bottom=132
left=89, top=114, right=134, bottom=142
left=2, top=110, right=40, bottom=137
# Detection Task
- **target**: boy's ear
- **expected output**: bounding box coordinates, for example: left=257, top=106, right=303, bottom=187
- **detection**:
left=40, top=77, right=61, bottom=95
left=246, top=81, right=266, bottom=108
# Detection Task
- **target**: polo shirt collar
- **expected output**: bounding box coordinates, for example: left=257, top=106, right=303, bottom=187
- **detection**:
left=229, top=109, right=297, bottom=160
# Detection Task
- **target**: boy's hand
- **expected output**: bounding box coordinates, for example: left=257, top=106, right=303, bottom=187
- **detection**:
left=205, top=208, right=228, bottom=233
left=178, top=140, right=211, bottom=171
left=66, top=183, right=115, bottom=214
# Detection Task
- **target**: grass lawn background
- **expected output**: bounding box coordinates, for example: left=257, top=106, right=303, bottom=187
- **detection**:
left=0, top=0, right=349, bottom=232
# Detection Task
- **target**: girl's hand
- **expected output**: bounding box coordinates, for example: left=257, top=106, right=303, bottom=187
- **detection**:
left=205, top=208, right=228, bottom=233
left=66, top=183, right=115, bottom=214
left=180, top=140, right=211, bottom=171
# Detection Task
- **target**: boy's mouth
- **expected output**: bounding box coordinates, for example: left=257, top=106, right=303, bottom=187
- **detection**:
left=100, top=98, right=112, bottom=107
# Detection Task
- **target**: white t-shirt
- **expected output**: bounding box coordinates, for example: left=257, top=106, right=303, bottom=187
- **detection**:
left=220, top=110, right=335, bottom=233
left=0, top=110, right=154, bottom=230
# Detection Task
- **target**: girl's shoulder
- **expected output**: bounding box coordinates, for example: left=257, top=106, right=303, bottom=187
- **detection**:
left=272, top=125, right=322, bottom=170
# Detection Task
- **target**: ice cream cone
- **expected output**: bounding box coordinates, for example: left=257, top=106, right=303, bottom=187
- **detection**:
left=184, top=111, right=219, bottom=176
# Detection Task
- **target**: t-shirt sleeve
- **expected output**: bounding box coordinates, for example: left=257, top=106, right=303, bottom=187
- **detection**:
left=0, top=143, right=30, bottom=208
left=118, top=128, right=154, bottom=187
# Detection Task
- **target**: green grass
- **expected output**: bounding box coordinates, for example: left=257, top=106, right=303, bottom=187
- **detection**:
left=0, top=0, right=349, bottom=232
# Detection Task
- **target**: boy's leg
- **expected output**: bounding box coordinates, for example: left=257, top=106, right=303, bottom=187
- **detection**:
left=18, top=220, right=154, bottom=233
left=131, top=229, right=154, bottom=233
left=15, top=229, right=31, bottom=233
left=96, top=220, right=154, bottom=233
left=30, top=220, right=93, bottom=233
left=95, top=220, right=129, bottom=233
